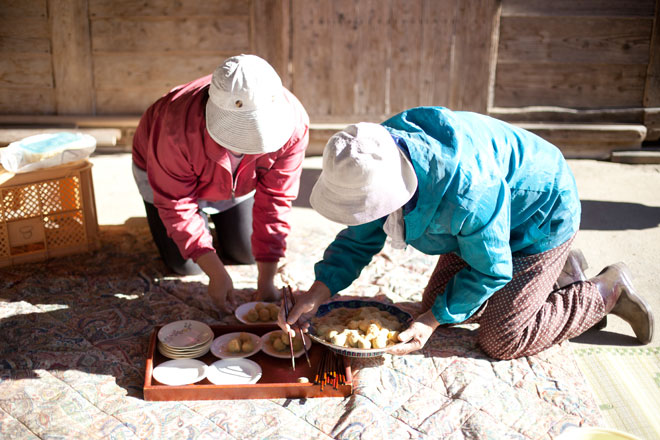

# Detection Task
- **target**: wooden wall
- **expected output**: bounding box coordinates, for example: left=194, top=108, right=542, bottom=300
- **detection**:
left=289, top=0, right=499, bottom=122
left=0, top=0, right=658, bottom=149
left=493, top=0, right=657, bottom=113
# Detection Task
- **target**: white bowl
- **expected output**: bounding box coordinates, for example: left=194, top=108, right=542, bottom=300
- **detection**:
left=210, top=332, right=262, bottom=359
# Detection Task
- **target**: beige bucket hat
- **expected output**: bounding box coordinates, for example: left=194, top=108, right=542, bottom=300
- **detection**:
left=205, top=54, right=295, bottom=154
left=310, top=123, right=418, bottom=225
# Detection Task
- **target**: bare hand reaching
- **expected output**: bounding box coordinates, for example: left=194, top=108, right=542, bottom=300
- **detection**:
left=386, top=309, right=440, bottom=356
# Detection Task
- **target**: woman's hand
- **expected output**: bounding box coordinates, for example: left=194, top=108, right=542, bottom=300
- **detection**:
left=386, top=309, right=440, bottom=356
left=278, top=280, right=331, bottom=337
left=197, top=252, right=234, bottom=314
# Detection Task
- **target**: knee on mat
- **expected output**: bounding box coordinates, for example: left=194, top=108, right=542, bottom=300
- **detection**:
left=477, top=332, right=521, bottom=361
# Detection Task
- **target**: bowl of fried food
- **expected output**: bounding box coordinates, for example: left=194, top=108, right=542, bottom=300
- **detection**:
left=260, top=330, right=311, bottom=359
left=235, top=301, right=280, bottom=324
left=307, top=299, right=412, bottom=358
left=210, top=332, right=262, bottom=359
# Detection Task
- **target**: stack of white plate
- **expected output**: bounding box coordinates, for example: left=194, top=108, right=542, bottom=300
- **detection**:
left=157, top=320, right=214, bottom=359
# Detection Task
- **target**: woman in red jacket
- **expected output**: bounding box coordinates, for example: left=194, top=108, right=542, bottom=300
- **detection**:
left=132, top=55, right=309, bottom=314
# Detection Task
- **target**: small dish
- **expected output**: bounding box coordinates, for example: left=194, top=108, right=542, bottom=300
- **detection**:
left=260, top=330, right=311, bottom=359
left=152, top=359, right=208, bottom=386
left=210, top=332, right=262, bottom=359
left=157, top=320, right=214, bottom=349
left=206, top=359, right=262, bottom=385
left=235, top=301, right=280, bottom=325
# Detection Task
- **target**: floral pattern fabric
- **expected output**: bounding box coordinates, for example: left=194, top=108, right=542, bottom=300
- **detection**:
left=0, top=225, right=602, bottom=439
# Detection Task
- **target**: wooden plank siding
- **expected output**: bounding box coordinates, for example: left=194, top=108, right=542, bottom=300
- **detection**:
left=0, top=0, right=658, bottom=152
left=494, top=1, right=655, bottom=111
left=290, top=0, right=496, bottom=123
left=644, top=0, right=660, bottom=140
left=251, top=0, right=290, bottom=88
left=89, top=0, right=250, bottom=114
left=49, top=0, right=95, bottom=114
left=494, top=0, right=655, bottom=124
left=0, top=0, right=54, bottom=114
left=501, top=0, right=657, bottom=17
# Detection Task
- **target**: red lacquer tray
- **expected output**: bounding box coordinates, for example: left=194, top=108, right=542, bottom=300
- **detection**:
left=143, top=324, right=353, bottom=401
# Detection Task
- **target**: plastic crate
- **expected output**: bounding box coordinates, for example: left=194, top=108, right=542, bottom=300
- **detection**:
left=0, top=160, right=99, bottom=267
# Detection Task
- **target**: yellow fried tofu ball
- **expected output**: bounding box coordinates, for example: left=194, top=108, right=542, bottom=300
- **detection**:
left=358, top=320, right=370, bottom=332
left=254, top=302, right=265, bottom=311
left=346, top=330, right=361, bottom=347
left=369, top=318, right=383, bottom=329
left=258, top=307, right=271, bottom=321
left=272, top=337, right=286, bottom=351
left=280, top=332, right=290, bottom=346
left=292, top=336, right=304, bottom=351
left=357, top=336, right=372, bottom=349
left=366, top=323, right=380, bottom=339
left=372, top=333, right=388, bottom=349
left=268, top=304, right=279, bottom=321
left=326, top=328, right=340, bottom=341
left=246, top=308, right=259, bottom=322
left=241, top=339, right=255, bottom=352
left=227, top=338, right=242, bottom=353
left=330, top=332, right=347, bottom=347
left=347, top=320, right=360, bottom=330
left=387, top=330, right=400, bottom=342
left=239, top=332, right=251, bottom=342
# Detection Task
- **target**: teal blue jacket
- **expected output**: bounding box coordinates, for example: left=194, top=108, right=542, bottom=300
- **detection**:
left=314, top=107, right=581, bottom=325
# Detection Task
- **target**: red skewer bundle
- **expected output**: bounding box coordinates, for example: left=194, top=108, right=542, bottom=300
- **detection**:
left=314, top=349, right=347, bottom=390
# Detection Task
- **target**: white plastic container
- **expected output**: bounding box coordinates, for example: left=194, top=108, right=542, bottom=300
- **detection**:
left=0, top=132, right=96, bottom=173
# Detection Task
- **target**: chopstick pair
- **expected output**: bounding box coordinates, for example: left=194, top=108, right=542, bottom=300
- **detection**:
left=281, top=285, right=311, bottom=370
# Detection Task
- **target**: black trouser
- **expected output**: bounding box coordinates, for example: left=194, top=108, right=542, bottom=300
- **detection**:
left=143, top=198, right=255, bottom=275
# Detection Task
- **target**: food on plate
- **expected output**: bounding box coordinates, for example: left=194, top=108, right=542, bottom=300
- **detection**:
left=311, top=306, right=404, bottom=349
left=266, top=330, right=304, bottom=352
left=227, top=333, right=256, bottom=353
left=245, top=302, right=280, bottom=322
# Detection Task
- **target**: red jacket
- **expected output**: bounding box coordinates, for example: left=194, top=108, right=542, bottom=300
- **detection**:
left=132, top=75, right=309, bottom=262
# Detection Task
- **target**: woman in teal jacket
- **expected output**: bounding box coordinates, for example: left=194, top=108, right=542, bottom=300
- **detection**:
left=280, top=107, right=653, bottom=359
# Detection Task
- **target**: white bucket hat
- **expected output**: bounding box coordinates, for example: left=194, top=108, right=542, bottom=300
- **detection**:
left=205, top=54, right=295, bottom=154
left=310, top=123, right=418, bottom=226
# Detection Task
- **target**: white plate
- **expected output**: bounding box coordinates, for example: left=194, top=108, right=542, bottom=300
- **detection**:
left=206, top=359, right=262, bottom=385
left=158, top=341, right=211, bottom=360
left=152, top=359, right=208, bottom=386
left=210, top=332, right=262, bottom=359
left=260, top=330, right=311, bottom=359
left=158, top=320, right=214, bottom=349
left=235, top=302, right=280, bottom=325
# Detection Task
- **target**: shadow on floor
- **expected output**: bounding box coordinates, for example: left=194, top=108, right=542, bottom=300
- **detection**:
left=580, top=200, right=660, bottom=231
left=570, top=327, right=642, bottom=347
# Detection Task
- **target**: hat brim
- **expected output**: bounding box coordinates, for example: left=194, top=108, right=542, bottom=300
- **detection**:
left=310, top=148, right=417, bottom=226
left=205, top=91, right=295, bottom=154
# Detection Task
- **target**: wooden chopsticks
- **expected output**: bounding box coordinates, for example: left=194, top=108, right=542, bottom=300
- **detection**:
left=281, top=285, right=296, bottom=370
left=314, top=349, right=347, bottom=390
left=282, top=285, right=312, bottom=370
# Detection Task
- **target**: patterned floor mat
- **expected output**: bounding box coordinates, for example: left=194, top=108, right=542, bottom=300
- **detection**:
left=0, top=225, right=603, bottom=439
